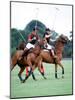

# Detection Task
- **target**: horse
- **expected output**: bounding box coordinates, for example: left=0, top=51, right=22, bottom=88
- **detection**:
left=22, top=34, right=69, bottom=82
left=37, top=34, right=69, bottom=78
left=11, top=40, right=46, bottom=82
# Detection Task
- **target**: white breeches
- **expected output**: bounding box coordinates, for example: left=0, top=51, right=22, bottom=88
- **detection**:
left=26, top=43, right=34, bottom=49
left=46, top=43, right=53, bottom=50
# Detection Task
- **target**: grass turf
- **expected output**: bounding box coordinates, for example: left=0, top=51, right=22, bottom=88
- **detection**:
left=11, top=59, right=73, bottom=98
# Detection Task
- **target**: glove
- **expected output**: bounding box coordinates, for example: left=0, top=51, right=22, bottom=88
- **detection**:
left=32, top=37, right=36, bottom=40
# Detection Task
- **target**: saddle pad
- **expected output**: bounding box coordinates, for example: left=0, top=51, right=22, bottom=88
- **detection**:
left=43, top=49, right=49, bottom=52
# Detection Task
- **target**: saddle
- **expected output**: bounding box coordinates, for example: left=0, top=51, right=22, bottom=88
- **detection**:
left=18, top=48, right=33, bottom=61
left=23, top=48, right=33, bottom=57
left=43, top=48, right=56, bottom=57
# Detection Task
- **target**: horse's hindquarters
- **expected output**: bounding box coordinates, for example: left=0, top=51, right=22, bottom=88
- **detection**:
left=11, top=50, right=24, bottom=70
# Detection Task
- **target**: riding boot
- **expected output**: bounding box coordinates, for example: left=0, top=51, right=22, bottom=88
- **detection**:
left=50, top=49, right=57, bottom=59
left=19, top=48, right=28, bottom=60
left=22, top=48, right=29, bottom=57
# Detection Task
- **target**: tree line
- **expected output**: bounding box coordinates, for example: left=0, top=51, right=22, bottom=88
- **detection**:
left=11, top=20, right=73, bottom=58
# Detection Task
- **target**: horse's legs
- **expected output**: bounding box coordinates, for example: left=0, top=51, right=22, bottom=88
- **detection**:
left=22, top=61, right=36, bottom=82
left=55, top=64, right=58, bottom=78
left=58, top=62, right=64, bottom=78
left=23, top=66, right=36, bottom=83
left=31, top=71, right=37, bottom=81
left=26, top=67, right=29, bottom=76
left=38, top=63, right=47, bottom=79
left=26, top=67, right=37, bottom=81
left=40, top=64, right=45, bottom=75
left=18, top=67, right=25, bottom=82
left=36, top=56, right=47, bottom=79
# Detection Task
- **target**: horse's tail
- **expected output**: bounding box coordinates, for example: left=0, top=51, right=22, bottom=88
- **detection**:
left=11, top=52, right=17, bottom=71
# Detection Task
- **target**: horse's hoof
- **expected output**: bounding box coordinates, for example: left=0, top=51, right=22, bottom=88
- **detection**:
left=55, top=77, right=58, bottom=79
left=33, top=78, right=37, bottom=81
left=55, top=77, right=59, bottom=79
left=21, top=81, right=24, bottom=83
left=34, top=79, right=37, bottom=81
left=21, top=80, right=26, bottom=83
left=62, top=76, right=64, bottom=78
left=44, top=77, right=47, bottom=79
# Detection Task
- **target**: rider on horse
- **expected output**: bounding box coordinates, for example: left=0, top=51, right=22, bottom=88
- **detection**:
left=43, top=28, right=57, bottom=59
left=22, top=27, right=40, bottom=57
left=22, top=27, right=45, bottom=77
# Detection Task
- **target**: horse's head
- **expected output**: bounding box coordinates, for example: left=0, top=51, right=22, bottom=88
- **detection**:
left=58, top=34, right=69, bottom=44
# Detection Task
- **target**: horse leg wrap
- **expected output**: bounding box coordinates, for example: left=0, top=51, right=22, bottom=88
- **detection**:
left=55, top=72, right=57, bottom=78
left=26, top=67, right=29, bottom=77
left=32, top=72, right=36, bottom=80
left=24, top=68, right=32, bottom=81
left=41, top=72, right=44, bottom=76
left=62, top=68, right=64, bottom=78
left=62, top=68, right=64, bottom=74
left=18, top=74, right=23, bottom=82
left=41, top=72, right=47, bottom=79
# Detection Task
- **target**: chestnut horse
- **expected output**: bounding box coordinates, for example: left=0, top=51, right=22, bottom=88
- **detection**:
left=22, top=34, right=69, bottom=82
left=38, top=34, right=69, bottom=78
left=11, top=41, right=46, bottom=82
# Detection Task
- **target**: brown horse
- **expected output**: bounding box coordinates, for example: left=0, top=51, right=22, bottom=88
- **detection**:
left=22, top=34, right=69, bottom=82
left=11, top=40, right=46, bottom=82
left=37, top=34, right=69, bottom=78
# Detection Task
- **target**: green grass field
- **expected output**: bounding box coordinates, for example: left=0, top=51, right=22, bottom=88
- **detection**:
left=11, top=59, right=73, bottom=98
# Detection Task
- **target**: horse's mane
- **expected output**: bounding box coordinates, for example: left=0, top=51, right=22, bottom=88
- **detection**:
left=55, top=35, right=63, bottom=43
